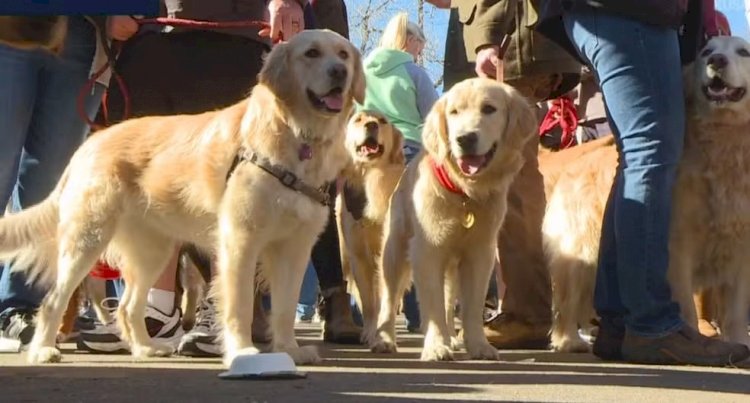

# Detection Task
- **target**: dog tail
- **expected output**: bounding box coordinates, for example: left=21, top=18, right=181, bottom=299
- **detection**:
left=0, top=196, right=60, bottom=286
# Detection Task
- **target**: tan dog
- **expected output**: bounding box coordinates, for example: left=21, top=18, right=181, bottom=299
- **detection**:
left=0, top=16, right=67, bottom=53
left=371, top=78, right=537, bottom=361
left=0, top=29, right=365, bottom=366
left=544, top=36, right=750, bottom=352
left=337, top=111, right=405, bottom=345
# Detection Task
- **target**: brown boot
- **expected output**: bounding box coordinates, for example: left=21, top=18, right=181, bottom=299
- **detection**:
left=319, top=284, right=361, bottom=344
left=252, top=293, right=272, bottom=344
left=481, top=313, right=550, bottom=349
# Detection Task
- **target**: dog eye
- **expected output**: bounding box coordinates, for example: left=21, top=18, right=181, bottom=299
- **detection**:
left=738, top=48, right=750, bottom=58
left=481, top=104, right=497, bottom=114
left=339, top=50, right=349, bottom=60
left=305, top=48, right=321, bottom=58
left=378, top=118, right=388, bottom=124
left=700, top=48, right=713, bottom=58
left=449, top=108, right=458, bottom=115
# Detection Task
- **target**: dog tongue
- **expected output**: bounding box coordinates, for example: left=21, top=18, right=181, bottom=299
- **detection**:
left=322, top=93, right=343, bottom=111
left=458, top=156, right=486, bottom=175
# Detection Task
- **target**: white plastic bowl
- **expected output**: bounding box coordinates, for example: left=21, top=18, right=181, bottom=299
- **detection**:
left=218, top=352, right=307, bottom=380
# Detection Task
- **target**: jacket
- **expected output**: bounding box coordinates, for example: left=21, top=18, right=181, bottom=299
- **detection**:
left=159, top=0, right=268, bottom=44
left=453, top=0, right=581, bottom=93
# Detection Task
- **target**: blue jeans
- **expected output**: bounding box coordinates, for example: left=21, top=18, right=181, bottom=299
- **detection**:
left=297, top=261, right=319, bottom=321
left=0, top=17, right=105, bottom=318
left=562, top=9, right=684, bottom=336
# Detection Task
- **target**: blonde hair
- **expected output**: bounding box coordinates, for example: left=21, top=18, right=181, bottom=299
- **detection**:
left=378, top=12, right=426, bottom=52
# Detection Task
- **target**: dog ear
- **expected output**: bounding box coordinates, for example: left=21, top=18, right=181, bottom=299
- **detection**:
left=258, top=42, right=292, bottom=98
left=421, top=96, right=449, bottom=162
left=387, top=125, right=406, bottom=165
left=350, top=44, right=367, bottom=104
left=505, top=86, right=539, bottom=149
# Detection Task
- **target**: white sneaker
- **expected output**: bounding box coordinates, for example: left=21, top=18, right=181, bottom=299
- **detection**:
left=177, top=298, right=221, bottom=357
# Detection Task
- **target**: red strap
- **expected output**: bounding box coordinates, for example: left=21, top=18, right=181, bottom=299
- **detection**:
left=90, top=261, right=121, bottom=280
left=539, top=96, right=579, bottom=150
left=428, top=157, right=465, bottom=196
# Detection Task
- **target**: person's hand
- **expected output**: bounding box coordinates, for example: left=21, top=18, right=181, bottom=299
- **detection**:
left=107, top=16, right=139, bottom=41
left=475, top=45, right=502, bottom=80
left=261, top=0, right=305, bottom=42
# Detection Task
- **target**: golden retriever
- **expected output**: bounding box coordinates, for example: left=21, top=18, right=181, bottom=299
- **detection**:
left=370, top=78, right=537, bottom=361
left=0, top=16, right=67, bottom=52
left=544, top=36, right=750, bottom=352
left=0, top=29, right=365, bottom=366
left=337, top=110, right=405, bottom=345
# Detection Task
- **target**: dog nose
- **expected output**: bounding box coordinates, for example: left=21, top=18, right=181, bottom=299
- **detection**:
left=456, top=132, right=478, bottom=152
left=364, top=121, right=379, bottom=132
left=708, top=54, right=728, bottom=69
left=328, top=63, right=348, bottom=81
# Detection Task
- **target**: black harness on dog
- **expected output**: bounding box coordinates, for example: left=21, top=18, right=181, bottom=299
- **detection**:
left=226, top=147, right=331, bottom=207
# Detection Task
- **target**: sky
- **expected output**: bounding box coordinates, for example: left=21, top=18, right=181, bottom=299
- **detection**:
left=346, top=0, right=750, bottom=91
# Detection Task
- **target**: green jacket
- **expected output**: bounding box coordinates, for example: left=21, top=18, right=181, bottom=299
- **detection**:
left=452, top=0, right=580, bottom=86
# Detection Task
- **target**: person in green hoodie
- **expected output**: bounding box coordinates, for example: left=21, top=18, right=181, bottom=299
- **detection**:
left=358, top=12, right=439, bottom=332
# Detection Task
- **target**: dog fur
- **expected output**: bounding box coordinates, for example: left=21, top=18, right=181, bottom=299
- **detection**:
left=0, top=29, right=365, bottom=366
left=370, top=78, right=537, bottom=361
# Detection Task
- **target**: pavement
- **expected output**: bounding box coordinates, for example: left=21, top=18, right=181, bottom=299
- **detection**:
left=1, top=322, right=749, bottom=403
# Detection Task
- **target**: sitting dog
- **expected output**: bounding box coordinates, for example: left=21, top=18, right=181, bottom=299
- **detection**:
left=544, top=36, right=750, bottom=352
left=371, top=78, right=537, bottom=361
left=0, top=30, right=364, bottom=366
left=337, top=110, right=405, bottom=345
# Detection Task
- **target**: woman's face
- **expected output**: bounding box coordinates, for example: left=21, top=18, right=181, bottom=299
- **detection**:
left=405, top=34, right=425, bottom=59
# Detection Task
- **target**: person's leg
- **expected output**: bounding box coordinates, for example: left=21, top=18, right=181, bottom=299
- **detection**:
left=563, top=7, right=749, bottom=365
left=0, top=17, right=102, bottom=346
left=297, top=261, right=319, bottom=322
left=313, top=183, right=362, bottom=344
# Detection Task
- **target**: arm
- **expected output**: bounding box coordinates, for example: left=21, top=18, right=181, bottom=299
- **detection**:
left=405, top=64, right=440, bottom=121
left=462, top=0, right=518, bottom=79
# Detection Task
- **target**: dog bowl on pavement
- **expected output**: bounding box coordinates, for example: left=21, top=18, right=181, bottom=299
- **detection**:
left=218, top=352, right=307, bottom=380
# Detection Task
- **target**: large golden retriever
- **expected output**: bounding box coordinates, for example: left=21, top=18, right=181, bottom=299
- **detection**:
left=0, top=16, right=67, bottom=52
left=0, top=29, right=365, bottom=366
left=544, top=36, right=750, bottom=352
left=371, top=78, right=537, bottom=361
left=337, top=110, right=405, bottom=345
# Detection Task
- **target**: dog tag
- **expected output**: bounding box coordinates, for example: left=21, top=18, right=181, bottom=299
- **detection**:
left=462, top=211, right=475, bottom=229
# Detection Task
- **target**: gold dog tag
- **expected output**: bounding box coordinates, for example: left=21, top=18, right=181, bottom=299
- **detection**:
left=462, top=211, right=475, bottom=229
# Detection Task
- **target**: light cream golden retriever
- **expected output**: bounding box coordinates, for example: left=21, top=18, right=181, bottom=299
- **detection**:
left=545, top=36, right=750, bottom=352
left=0, top=29, right=365, bottom=366
left=370, top=78, right=537, bottom=361
left=337, top=110, right=405, bottom=345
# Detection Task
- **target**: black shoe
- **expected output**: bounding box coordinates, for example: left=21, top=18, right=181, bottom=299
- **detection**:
left=592, top=320, right=625, bottom=361
left=622, top=324, right=750, bottom=367
left=0, top=311, right=35, bottom=346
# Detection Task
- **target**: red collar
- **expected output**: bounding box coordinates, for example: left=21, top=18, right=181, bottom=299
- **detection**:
left=428, top=157, right=465, bottom=196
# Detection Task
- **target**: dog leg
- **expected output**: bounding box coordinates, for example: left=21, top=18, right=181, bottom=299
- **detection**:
left=445, top=267, right=460, bottom=351
left=372, top=226, right=411, bottom=353
left=458, top=249, right=500, bottom=361
left=717, top=280, right=750, bottom=346
left=85, top=276, right=113, bottom=325
left=667, top=251, right=698, bottom=328
left=351, top=252, right=378, bottom=345
left=113, top=230, right=176, bottom=359
left=266, top=234, right=321, bottom=365
left=550, top=256, right=592, bottom=353
left=413, top=249, right=453, bottom=362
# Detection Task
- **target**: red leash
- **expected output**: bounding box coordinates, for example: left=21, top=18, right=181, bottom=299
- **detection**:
left=78, top=17, right=273, bottom=130
left=539, top=95, right=579, bottom=150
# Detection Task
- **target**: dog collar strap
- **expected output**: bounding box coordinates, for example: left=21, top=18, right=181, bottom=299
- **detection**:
left=428, top=157, right=465, bottom=196
left=229, top=148, right=331, bottom=207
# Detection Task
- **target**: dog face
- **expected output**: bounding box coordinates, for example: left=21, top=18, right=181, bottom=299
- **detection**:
left=0, top=16, right=67, bottom=53
left=345, top=111, right=405, bottom=166
left=422, top=78, right=536, bottom=177
left=259, top=30, right=366, bottom=118
left=689, top=36, right=750, bottom=121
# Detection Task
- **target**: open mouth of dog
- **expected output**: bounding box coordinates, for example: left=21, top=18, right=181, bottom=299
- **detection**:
left=308, top=87, right=344, bottom=113
left=355, top=136, right=384, bottom=159
left=456, top=143, right=497, bottom=176
left=703, top=77, right=746, bottom=103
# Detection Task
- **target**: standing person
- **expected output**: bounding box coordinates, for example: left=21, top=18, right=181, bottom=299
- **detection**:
left=358, top=12, right=441, bottom=333
left=450, top=0, right=581, bottom=349
left=536, top=0, right=750, bottom=365
left=0, top=16, right=135, bottom=347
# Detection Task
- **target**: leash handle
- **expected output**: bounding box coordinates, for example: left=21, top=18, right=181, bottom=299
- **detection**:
left=495, top=35, right=511, bottom=83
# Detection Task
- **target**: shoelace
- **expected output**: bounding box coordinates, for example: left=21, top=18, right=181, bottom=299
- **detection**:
left=195, top=299, right=217, bottom=331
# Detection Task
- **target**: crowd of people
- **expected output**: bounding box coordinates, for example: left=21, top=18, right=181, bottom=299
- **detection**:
left=1, top=0, right=749, bottom=368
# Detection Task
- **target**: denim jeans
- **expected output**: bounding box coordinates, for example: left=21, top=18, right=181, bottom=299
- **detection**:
left=297, top=261, right=319, bottom=321
left=0, top=17, right=104, bottom=318
left=562, top=8, right=684, bottom=336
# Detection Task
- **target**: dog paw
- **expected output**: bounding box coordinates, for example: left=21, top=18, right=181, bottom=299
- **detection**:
left=282, top=345, right=321, bottom=365
left=420, top=343, right=454, bottom=361
left=132, top=342, right=174, bottom=359
left=223, top=346, right=261, bottom=368
left=450, top=336, right=462, bottom=351
left=551, top=337, right=590, bottom=353
left=370, top=339, right=398, bottom=354
left=466, top=341, right=500, bottom=360
left=28, top=346, right=62, bottom=364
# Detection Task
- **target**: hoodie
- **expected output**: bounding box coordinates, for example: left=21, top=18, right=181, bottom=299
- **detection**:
left=359, top=48, right=439, bottom=145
